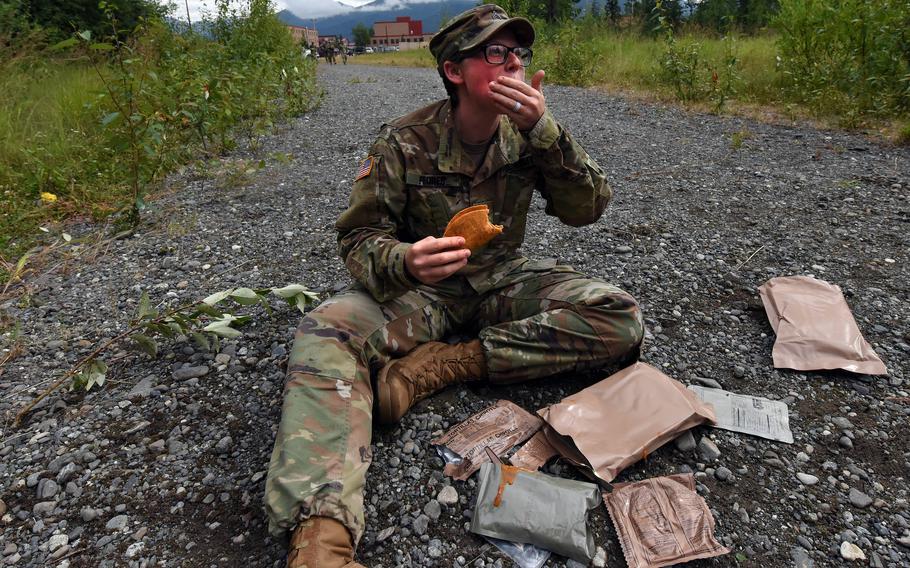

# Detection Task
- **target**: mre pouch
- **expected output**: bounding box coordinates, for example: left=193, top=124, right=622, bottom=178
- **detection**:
left=470, top=456, right=601, bottom=563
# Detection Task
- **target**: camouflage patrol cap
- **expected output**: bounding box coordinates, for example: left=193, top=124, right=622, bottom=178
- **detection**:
left=430, top=4, right=534, bottom=67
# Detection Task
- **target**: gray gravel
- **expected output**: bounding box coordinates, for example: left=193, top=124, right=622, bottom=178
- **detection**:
left=1, top=63, right=908, bottom=567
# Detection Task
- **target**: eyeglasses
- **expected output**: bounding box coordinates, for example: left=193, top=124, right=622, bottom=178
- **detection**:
left=473, top=44, right=533, bottom=67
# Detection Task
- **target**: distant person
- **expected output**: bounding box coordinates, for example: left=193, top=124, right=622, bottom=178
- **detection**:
left=265, top=4, right=643, bottom=567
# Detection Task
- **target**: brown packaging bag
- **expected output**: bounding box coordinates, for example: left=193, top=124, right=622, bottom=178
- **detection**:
left=758, top=276, right=887, bottom=375
left=509, top=430, right=559, bottom=471
left=538, top=363, right=716, bottom=483
left=432, top=400, right=542, bottom=480
left=604, top=473, right=730, bottom=568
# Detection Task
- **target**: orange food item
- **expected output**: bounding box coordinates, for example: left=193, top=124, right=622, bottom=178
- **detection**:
left=444, top=204, right=503, bottom=252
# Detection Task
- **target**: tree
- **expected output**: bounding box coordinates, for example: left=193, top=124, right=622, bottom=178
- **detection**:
left=605, top=0, right=621, bottom=25
left=352, top=22, right=371, bottom=48
left=632, top=0, right=682, bottom=33
left=499, top=0, right=581, bottom=23
left=21, top=0, right=164, bottom=40
left=589, top=0, right=601, bottom=19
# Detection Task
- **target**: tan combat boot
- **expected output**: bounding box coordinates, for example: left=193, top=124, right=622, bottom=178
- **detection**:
left=287, top=516, right=365, bottom=568
left=376, top=339, right=487, bottom=424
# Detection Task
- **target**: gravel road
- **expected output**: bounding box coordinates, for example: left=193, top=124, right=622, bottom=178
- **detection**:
left=1, top=63, right=908, bottom=568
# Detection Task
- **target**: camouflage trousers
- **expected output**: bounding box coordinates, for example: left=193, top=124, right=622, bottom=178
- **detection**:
left=264, top=260, right=643, bottom=545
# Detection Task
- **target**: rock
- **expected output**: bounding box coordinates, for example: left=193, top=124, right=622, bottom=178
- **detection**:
left=675, top=430, right=696, bottom=452
left=106, top=514, right=129, bottom=531
left=172, top=366, right=209, bottom=380
left=81, top=507, right=98, bottom=522
left=796, top=473, right=819, bottom=485
left=126, top=376, right=155, bottom=399
left=215, top=435, right=233, bottom=453
left=592, top=546, right=608, bottom=568
left=849, top=488, right=873, bottom=509
left=697, top=437, right=721, bottom=462
left=124, top=542, right=144, bottom=558
left=790, top=546, right=814, bottom=568
left=0, top=498, right=6, bottom=517
left=32, top=501, right=56, bottom=517
left=692, top=377, right=723, bottom=389
left=47, top=534, right=69, bottom=552
left=423, top=499, right=441, bottom=521
left=37, top=478, right=59, bottom=499
left=376, top=527, right=395, bottom=542
left=56, top=462, right=77, bottom=485
left=615, top=245, right=633, bottom=254
left=840, top=541, right=866, bottom=561
left=412, top=514, right=430, bottom=535
left=839, top=436, right=854, bottom=449
left=832, top=417, right=854, bottom=430
left=437, top=486, right=458, bottom=506
left=715, top=467, right=732, bottom=481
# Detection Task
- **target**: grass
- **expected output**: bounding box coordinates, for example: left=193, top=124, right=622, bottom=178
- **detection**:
left=355, top=30, right=781, bottom=106
left=355, top=27, right=908, bottom=133
left=0, top=60, right=119, bottom=259
left=349, top=49, right=436, bottom=68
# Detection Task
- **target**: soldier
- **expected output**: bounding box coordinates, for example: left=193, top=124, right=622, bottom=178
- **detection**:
left=265, top=4, right=644, bottom=567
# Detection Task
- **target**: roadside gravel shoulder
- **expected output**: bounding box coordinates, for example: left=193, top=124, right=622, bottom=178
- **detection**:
left=1, top=64, right=908, bottom=568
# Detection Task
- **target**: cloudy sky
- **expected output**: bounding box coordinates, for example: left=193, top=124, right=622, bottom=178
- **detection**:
left=164, top=0, right=424, bottom=23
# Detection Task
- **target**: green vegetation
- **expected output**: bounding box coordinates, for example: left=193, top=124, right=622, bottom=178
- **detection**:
left=365, top=0, right=907, bottom=136
left=0, top=0, right=320, bottom=262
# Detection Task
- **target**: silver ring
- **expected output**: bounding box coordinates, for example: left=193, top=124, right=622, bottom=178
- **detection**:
left=512, top=100, right=522, bottom=113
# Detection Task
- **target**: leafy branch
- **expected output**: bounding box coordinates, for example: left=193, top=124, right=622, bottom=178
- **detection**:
left=13, top=284, right=318, bottom=427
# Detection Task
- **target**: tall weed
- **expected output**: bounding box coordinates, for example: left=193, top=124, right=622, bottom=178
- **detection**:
left=775, top=0, right=910, bottom=122
left=0, top=0, right=320, bottom=256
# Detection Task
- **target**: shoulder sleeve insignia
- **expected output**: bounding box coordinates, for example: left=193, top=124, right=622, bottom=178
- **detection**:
left=355, top=156, right=375, bottom=181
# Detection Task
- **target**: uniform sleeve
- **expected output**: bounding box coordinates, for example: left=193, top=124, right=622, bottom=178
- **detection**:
left=526, top=109, right=612, bottom=227
left=336, top=132, right=418, bottom=303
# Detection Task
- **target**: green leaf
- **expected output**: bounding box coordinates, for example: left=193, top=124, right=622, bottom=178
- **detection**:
left=203, top=322, right=242, bottom=338
left=193, top=304, right=223, bottom=318
left=78, top=30, right=92, bottom=41
left=294, top=293, right=313, bottom=314
left=229, top=287, right=260, bottom=305
left=130, top=334, right=158, bottom=358
left=51, top=38, right=79, bottom=51
left=137, top=291, right=156, bottom=320
left=101, top=111, right=121, bottom=126
left=190, top=332, right=210, bottom=351
left=90, top=42, right=114, bottom=51
left=202, top=289, right=234, bottom=306
left=271, top=284, right=310, bottom=299
left=81, top=359, right=108, bottom=391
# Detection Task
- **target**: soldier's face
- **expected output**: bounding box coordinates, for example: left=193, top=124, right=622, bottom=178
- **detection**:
left=455, top=29, right=526, bottom=105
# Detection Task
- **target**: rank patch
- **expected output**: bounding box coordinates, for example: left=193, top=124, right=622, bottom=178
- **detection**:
left=355, top=156, right=375, bottom=181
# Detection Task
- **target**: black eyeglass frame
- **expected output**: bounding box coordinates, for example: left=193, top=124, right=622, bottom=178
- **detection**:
left=470, top=43, right=533, bottom=67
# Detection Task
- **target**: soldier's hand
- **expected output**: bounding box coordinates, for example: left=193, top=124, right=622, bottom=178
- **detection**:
left=490, top=70, right=546, bottom=131
left=405, top=236, right=471, bottom=285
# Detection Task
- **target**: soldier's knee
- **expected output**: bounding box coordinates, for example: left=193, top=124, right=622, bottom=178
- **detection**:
left=580, top=292, right=643, bottom=355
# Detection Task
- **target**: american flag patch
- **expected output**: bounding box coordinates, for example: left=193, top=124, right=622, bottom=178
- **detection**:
left=355, top=156, right=374, bottom=181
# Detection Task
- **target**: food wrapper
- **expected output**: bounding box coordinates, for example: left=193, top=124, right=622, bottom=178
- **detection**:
left=443, top=204, right=502, bottom=252
left=604, top=473, right=729, bottom=568
left=432, top=400, right=541, bottom=480
left=509, top=431, right=559, bottom=471
left=471, top=458, right=601, bottom=564
left=758, top=275, right=887, bottom=375
left=538, top=362, right=716, bottom=483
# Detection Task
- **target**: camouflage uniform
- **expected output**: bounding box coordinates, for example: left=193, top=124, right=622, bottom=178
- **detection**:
left=265, top=99, right=644, bottom=544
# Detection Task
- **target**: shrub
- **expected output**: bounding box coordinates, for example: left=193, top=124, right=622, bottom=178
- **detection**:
left=775, top=0, right=910, bottom=121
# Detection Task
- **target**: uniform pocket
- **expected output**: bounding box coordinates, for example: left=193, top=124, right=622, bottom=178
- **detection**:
left=406, top=185, right=454, bottom=238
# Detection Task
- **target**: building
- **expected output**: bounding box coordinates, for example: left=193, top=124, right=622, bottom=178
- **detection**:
left=371, top=16, right=432, bottom=50
left=287, top=25, right=317, bottom=47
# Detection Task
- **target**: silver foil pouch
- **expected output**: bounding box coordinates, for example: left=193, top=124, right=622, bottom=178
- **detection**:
left=470, top=460, right=601, bottom=563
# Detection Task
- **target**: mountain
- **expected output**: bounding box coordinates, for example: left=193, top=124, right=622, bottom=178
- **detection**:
left=278, top=0, right=631, bottom=41
left=278, top=0, right=476, bottom=40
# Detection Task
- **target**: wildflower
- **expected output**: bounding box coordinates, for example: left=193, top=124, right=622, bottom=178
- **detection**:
left=40, top=192, right=58, bottom=204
